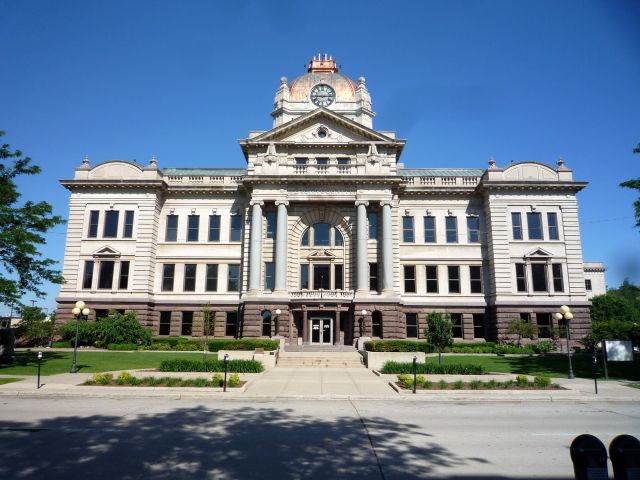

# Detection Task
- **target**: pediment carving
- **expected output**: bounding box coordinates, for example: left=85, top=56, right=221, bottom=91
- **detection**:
left=92, top=245, right=122, bottom=258
left=524, top=247, right=553, bottom=259
left=307, top=249, right=336, bottom=261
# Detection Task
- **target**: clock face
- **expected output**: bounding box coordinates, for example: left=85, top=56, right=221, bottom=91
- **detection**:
left=310, top=84, right=335, bottom=107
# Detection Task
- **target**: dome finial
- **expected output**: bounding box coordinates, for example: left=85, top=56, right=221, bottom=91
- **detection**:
left=308, top=54, right=338, bottom=73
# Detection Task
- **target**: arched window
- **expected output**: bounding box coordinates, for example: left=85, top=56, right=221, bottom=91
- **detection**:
left=372, top=311, right=383, bottom=338
left=261, top=310, right=272, bottom=337
left=301, top=229, right=309, bottom=246
left=301, top=223, right=345, bottom=247
left=334, top=229, right=343, bottom=246
left=313, top=223, right=330, bottom=246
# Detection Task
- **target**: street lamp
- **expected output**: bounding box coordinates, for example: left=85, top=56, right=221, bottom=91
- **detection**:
left=70, top=301, right=90, bottom=374
left=275, top=309, right=282, bottom=336
left=360, top=309, right=367, bottom=337
left=555, top=305, right=574, bottom=379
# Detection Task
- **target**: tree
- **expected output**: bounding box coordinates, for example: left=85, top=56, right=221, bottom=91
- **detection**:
left=15, top=306, right=53, bottom=347
left=506, top=317, right=539, bottom=347
left=0, top=131, right=65, bottom=307
left=202, top=303, right=215, bottom=362
left=425, top=312, right=453, bottom=366
left=588, top=289, right=640, bottom=345
left=619, top=143, right=640, bottom=229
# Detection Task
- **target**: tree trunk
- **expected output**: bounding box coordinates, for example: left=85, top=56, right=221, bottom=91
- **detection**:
left=438, top=350, right=442, bottom=366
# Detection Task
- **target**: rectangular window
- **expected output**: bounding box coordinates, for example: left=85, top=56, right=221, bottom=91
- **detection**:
left=547, top=212, right=559, bottom=240
left=425, top=265, right=438, bottom=293
left=404, top=265, right=416, bottom=293
left=181, top=311, right=193, bottom=336
left=82, top=261, right=94, bottom=289
left=225, top=312, right=238, bottom=337
left=162, top=264, right=175, bottom=292
left=402, top=216, right=414, bottom=242
left=208, top=215, right=221, bottom=241
left=552, top=263, right=564, bottom=292
left=368, top=212, right=378, bottom=240
left=266, top=212, right=276, bottom=239
left=520, top=312, right=531, bottom=323
left=334, top=264, right=343, bottom=290
left=313, top=264, right=330, bottom=290
left=103, top=210, right=119, bottom=238
left=473, top=314, right=485, bottom=339
left=123, top=210, right=134, bottom=238
left=300, top=264, right=309, bottom=289
left=405, top=313, right=418, bottom=338
left=316, top=157, right=328, bottom=165
left=470, top=265, right=483, bottom=294
left=536, top=313, right=552, bottom=339
left=337, top=157, right=350, bottom=165
left=450, top=313, right=463, bottom=338
left=184, top=264, right=197, bottom=292
left=372, top=313, right=382, bottom=338
left=118, top=261, right=130, bottom=290
left=227, top=264, right=239, bottom=292
left=516, top=263, right=527, bottom=292
left=467, top=216, right=480, bottom=243
left=264, top=262, right=275, bottom=290
left=446, top=216, right=458, bottom=243
left=166, top=215, right=178, bottom=242
left=88, top=211, right=99, bottom=238
left=531, top=263, right=548, bottom=292
left=295, top=157, right=307, bottom=165
left=187, top=215, right=199, bottom=242
left=423, top=216, right=436, bottom=243
left=585, top=279, right=592, bottom=291
left=230, top=215, right=242, bottom=242
left=159, top=311, right=171, bottom=336
left=98, top=261, right=114, bottom=289
left=205, top=264, right=218, bottom=292
left=369, top=263, right=378, bottom=292
left=262, top=312, right=271, bottom=336
left=511, top=212, right=522, bottom=240
left=527, top=212, right=543, bottom=240
left=448, top=266, right=460, bottom=293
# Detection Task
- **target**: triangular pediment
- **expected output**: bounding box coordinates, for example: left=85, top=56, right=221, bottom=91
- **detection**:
left=92, top=245, right=122, bottom=258
left=307, top=249, right=337, bottom=261
left=524, top=247, right=553, bottom=259
left=246, top=109, right=396, bottom=144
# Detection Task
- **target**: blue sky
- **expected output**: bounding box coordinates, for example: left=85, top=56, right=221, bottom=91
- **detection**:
left=1, top=0, right=639, bottom=314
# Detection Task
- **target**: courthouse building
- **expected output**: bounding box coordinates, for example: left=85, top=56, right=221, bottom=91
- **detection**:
left=57, top=55, right=605, bottom=345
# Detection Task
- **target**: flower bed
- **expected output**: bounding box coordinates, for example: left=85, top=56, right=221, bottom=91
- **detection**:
left=85, top=371, right=243, bottom=388
left=395, top=373, right=559, bottom=390
left=381, top=361, right=484, bottom=375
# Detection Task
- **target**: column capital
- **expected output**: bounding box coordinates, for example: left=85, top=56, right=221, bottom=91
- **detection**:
left=275, top=200, right=289, bottom=207
left=380, top=200, right=393, bottom=207
left=250, top=200, right=264, bottom=207
left=355, top=200, right=369, bottom=207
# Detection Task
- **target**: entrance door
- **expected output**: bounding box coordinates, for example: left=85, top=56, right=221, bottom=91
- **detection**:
left=310, top=317, right=333, bottom=344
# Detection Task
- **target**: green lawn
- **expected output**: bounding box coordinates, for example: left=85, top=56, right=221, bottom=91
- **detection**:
left=0, top=351, right=208, bottom=376
left=0, top=377, right=24, bottom=385
left=430, top=354, right=640, bottom=380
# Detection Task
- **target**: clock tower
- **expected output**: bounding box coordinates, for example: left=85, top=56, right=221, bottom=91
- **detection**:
left=271, top=54, right=374, bottom=128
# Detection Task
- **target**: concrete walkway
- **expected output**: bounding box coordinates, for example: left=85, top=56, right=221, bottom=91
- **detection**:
left=1, top=368, right=639, bottom=401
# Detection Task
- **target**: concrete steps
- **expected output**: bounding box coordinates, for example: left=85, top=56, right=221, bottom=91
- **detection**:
left=277, top=352, right=364, bottom=368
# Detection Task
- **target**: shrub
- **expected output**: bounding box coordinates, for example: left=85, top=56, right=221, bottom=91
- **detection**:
left=159, top=358, right=263, bottom=373
left=423, top=380, right=433, bottom=389
left=212, top=373, right=224, bottom=387
left=192, top=377, right=210, bottom=387
left=107, top=343, right=138, bottom=351
left=208, top=339, right=279, bottom=352
left=164, top=377, right=180, bottom=387
left=91, top=373, right=113, bottom=385
left=51, top=341, right=72, bottom=348
left=116, top=371, right=135, bottom=385
left=228, top=373, right=240, bottom=387
left=485, top=379, right=499, bottom=389
left=142, top=342, right=172, bottom=351
left=365, top=340, right=427, bottom=352
left=453, top=380, right=465, bottom=390
left=516, top=374, right=529, bottom=386
left=531, top=341, right=555, bottom=354
left=59, top=319, right=98, bottom=345
left=15, top=306, right=54, bottom=346
left=416, top=374, right=425, bottom=385
left=438, top=380, right=448, bottom=390
left=469, top=380, right=482, bottom=390
left=94, top=311, right=152, bottom=346
left=381, top=361, right=484, bottom=375
left=397, top=374, right=413, bottom=389
left=534, top=376, right=551, bottom=388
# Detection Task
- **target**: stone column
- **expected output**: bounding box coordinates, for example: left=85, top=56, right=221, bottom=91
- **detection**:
left=274, top=200, right=288, bottom=292
left=380, top=201, right=393, bottom=292
left=355, top=200, right=369, bottom=292
left=248, top=200, right=263, bottom=292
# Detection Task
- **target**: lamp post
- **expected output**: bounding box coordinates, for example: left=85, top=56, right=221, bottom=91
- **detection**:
left=37, top=351, right=43, bottom=389
left=275, top=309, right=281, bottom=337
left=223, top=353, right=229, bottom=392
left=360, top=309, right=367, bottom=337
left=70, top=301, right=90, bottom=374
left=555, top=305, right=574, bottom=379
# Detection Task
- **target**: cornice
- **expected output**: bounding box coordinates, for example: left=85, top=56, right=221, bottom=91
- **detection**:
left=241, top=175, right=403, bottom=187
left=479, top=181, right=588, bottom=193
left=60, top=179, right=166, bottom=191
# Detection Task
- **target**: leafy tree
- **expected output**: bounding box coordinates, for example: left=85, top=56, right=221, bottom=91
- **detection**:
left=588, top=289, right=640, bottom=345
left=202, top=303, right=215, bottom=362
left=425, top=312, right=453, bottom=366
left=15, top=306, right=53, bottom=346
left=619, top=143, right=640, bottom=229
left=506, top=317, right=539, bottom=347
left=0, top=132, right=65, bottom=307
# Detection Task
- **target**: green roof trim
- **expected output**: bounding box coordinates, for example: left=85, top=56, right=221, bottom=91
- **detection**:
left=162, top=168, right=247, bottom=176
left=399, top=168, right=484, bottom=177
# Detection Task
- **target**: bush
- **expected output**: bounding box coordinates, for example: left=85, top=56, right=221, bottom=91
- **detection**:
left=107, top=343, right=138, bottom=351
left=453, top=380, right=465, bottom=390
left=208, top=339, right=279, bottom=352
left=51, top=341, right=72, bottom=348
left=397, top=373, right=413, bottom=389
left=159, top=358, right=263, bottom=373
left=438, top=380, right=448, bottom=390
left=116, top=371, right=135, bottom=385
left=15, top=307, right=53, bottom=346
left=534, top=376, right=551, bottom=388
left=469, top=380, right=482, bottom=390
left=212, top=373, right=224, bottom=387
left=228, top=373, right=240, bottom=387
left=381, top=361, right=484, bottom=375
left=531, top=341, right=555, bottom=354
left=59, top=320, right=98, bottom=346
left=516, top=374, right=529, bottom=386
left=423, top=380, right=433, bottom=389
left=91, top=373, right=113, bottom=385
left=365, top=340, right=427, bottom=352
left=94, top=312, right=152, bottom=347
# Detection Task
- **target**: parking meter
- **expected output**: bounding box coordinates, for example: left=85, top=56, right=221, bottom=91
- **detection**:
left=609, top=434, right=640, bottom=480
left=570, top=434, right=609, bottom=480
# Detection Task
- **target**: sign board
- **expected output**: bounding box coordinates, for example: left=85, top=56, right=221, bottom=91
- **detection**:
left=605, top=340, right=634, bottom=362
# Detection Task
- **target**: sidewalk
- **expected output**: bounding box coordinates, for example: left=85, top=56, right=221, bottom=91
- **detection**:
left=1, top=368, right=639, bottom=401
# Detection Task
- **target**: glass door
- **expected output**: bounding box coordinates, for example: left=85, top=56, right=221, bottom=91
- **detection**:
left=310, top=317, right=333, bottom=344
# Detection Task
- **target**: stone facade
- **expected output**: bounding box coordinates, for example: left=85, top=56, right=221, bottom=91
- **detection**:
left=56, top=55, right=603, bottom=346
